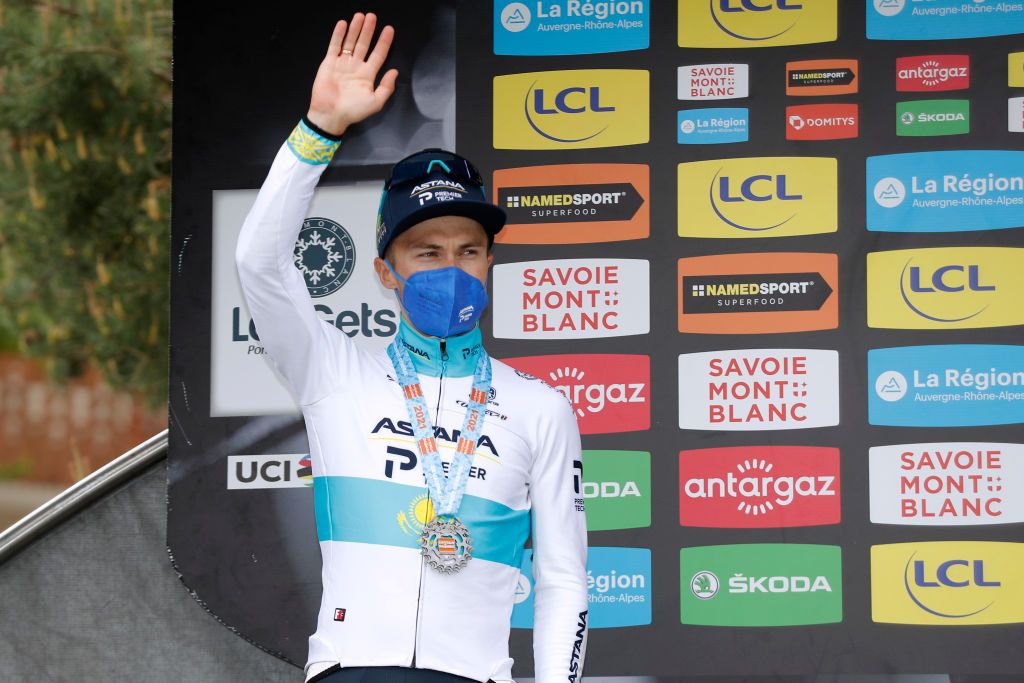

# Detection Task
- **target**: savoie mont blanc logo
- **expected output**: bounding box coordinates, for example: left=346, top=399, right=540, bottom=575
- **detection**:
left=678, top=157, right=837, bottom=238
left=867, top=151, right=1024, bottom=233
left=494, top=1, right=649, bottom=56
left=868, top=345, right=1024, bottom=427
left=493, top=69, right=649, bottom=150
left=679, top=349, right=840, bottom=431
left=678, top=0, right=837, bottom=48
left=869, top=443, right=1024, bottom=526
left=680, top=544, right=842, bottom=626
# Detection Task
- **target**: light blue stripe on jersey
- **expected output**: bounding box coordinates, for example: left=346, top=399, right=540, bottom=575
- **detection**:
left=313, top=475, right=530, bottom=569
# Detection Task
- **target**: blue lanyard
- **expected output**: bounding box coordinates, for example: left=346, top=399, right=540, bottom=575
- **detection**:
left=387, top=339, right=492, bottom=516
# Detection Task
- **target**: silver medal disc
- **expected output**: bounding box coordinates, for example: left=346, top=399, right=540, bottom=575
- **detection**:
left=420, top=516, right=473, bottom=574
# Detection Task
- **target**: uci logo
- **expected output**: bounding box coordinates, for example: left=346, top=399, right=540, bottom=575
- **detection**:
left=906, top=557, right=1000, bottom=618
left=710, top=171, right=803, bottom=231
left=900, top=262, right=995, bottom=323
left=527, top=85, right=615, bottom=143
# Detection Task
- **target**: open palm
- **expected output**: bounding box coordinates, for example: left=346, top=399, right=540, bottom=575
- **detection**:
left=307, top=13, right=399, bottom=136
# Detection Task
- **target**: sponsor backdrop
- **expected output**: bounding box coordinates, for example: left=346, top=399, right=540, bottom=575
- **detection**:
left=170, top=0, right=1024, bottom=679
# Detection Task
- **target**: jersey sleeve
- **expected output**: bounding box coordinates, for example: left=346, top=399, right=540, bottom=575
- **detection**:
left=234, top=119, right=361, bottom=406
left=528, top=391, right=589, bottom=683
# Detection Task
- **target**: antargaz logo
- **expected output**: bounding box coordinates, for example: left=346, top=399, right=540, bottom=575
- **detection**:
left=867, top=247, right=1024, bottom=330
left=680, top=446, right=841, bottom=528
left=680, top=544, right=842, bottom=626
left=679, top=0, right=837, bottom=48
left=295, top=218, right=355, bottom=298
left=493, top=164, right=648, bottom=244
left=872, top=542, right=1024, bottom=625
left=678, top=252, right=837, bottom=334
left=678, top=157, right=837, bottom=238
left=786, top=59, right=858, bottom=95
left=896, top=100, right=969, bottom=137
left=493, top=69, right=649, bottom=150
left=500, top=354, right=650, bottom=434
left=581, top=450, right=651, bottom=531
left=896, top=55, right=969, bottom=92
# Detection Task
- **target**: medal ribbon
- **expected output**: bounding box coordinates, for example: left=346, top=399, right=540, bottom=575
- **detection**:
left=387, top=340, right=492, bottom=516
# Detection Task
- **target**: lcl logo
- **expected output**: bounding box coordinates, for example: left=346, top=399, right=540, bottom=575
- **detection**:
left=532, top=87, right=614, bottom=115
left=906, top=265, right=995, bottom=293
left=717, top=0, right=804, bottom=11
left=718, top=174, right=802, bottom=203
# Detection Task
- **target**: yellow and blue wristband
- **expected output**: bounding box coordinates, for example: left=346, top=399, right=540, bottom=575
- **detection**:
left=287, top=116, right=342, bottom=165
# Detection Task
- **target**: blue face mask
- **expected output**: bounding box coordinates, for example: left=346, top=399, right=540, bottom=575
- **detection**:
left=384, top=262, right=488, bottom=339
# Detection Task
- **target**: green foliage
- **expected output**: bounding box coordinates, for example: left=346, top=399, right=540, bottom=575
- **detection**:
left=0, top=0, right=171, bottom=408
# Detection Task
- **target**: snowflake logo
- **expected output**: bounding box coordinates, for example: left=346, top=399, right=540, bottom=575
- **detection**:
left=294, top=218, right=356, bottom=298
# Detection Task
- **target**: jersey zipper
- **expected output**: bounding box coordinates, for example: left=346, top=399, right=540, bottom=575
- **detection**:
left=412, top=339, right=449, bottom=667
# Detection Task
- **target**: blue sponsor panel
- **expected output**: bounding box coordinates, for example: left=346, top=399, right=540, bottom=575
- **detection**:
left=867, top=0, right=1024, bottom=40
left=678, top=108, right=749, bottom=145
left=494, top=0, right=649, bottom=55
left=867, top=151, right=1024, bottom=233
left=512, top=546, right=652, bottom=628
left=868, top=345, right=1024, bottom=427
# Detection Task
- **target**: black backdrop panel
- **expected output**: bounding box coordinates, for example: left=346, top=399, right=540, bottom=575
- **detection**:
left=170, top=1, right=1024, bottom=678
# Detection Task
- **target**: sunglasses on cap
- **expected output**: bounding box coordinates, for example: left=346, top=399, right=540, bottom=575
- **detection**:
left=384, top=149, right=485, bottom=191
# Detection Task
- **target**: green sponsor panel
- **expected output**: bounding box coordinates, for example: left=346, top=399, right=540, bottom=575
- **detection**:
left=896, top=100, right=970, bottom=137
left=680, top=544, right=843, bottom=626
left=582, top=450, right=651, bottom=531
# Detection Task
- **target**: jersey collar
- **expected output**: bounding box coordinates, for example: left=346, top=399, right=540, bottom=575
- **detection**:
left=395, top=318, right=484, bottom=378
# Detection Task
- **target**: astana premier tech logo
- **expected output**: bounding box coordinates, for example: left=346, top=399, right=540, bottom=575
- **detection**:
left=512, top=547, right=651, bottom=628
left=868, top=345, right=1024, bottom=427
left=869, top=443, right=1024, bottom=526
left=678, top=0, right=837, bottom=48
left=494, top=1, right=649, bottom=55
left=867, top=247, right=1024, bottom=330
left=867, top=151, right=1024, bottom=233
left=678, top=157, right=837, bottom=238
left=493, top=69, right=649, bottom=150
left=681, top=544, right=842, bottom=626
left=872, top=542, right=1024, bottom=625
left=868, top=0, right=1024, bottom=40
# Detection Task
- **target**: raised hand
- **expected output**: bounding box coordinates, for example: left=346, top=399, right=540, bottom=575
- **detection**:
left=306, top=13, right=399, bottom=137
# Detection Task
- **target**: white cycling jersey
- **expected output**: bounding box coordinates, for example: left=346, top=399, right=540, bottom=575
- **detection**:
left=235, top=123, right=589, bottom=683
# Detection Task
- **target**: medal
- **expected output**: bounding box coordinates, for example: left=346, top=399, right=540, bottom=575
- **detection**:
left=420, top=516, right=473, bottom=573
left=388, top=340, right=491, bottom=574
